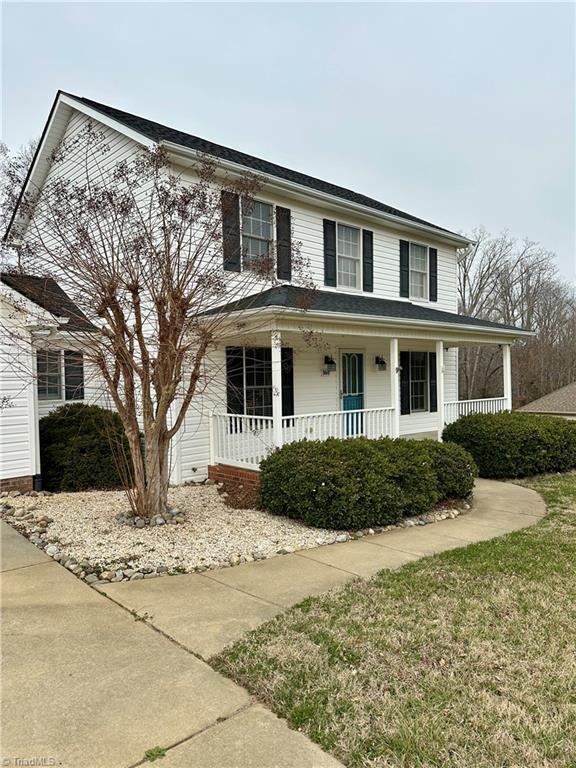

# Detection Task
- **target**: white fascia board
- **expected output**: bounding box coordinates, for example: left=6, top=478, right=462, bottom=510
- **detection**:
left=210, top=304, right=533, bottom=340
left=0, top=284, right=60, bottom=327
left=163, top=142, right=473, bottom=249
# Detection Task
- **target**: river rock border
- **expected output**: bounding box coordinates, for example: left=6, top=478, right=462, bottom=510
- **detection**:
left=0, top=489, right=469, bottom=587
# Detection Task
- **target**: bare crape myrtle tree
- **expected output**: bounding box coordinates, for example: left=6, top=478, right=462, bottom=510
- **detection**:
left=7, top=123, right=311, bottom=518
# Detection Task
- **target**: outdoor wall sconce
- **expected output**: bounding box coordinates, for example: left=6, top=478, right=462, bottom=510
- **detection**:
left=323, top=355, right=337, bottom=375
left=375, top=356, right=387, bottom=371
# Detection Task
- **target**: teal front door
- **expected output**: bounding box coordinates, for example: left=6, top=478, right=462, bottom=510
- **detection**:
left=342, top=352, right=364, bottom=436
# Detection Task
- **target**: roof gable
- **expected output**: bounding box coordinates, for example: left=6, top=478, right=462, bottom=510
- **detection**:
left=519, top=382, right=576, bottom=415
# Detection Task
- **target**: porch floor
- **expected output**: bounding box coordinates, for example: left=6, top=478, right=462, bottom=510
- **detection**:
left=99, top=479, right=545, bottom=659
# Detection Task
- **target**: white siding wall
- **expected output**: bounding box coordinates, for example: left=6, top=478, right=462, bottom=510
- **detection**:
left=0, top=299, right=36, bottom=481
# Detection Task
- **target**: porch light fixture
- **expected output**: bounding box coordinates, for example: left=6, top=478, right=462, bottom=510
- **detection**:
left=323, top=355, right=337, bottom=375
left=375, top=356, right=387, bottom=371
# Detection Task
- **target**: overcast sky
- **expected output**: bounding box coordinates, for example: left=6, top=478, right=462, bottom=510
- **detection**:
left=2, top=2, right=575, bottom=281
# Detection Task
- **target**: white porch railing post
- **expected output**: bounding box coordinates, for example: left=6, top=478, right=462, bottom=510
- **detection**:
left=271, top=330, right=283, bottom=448
left=390, top=338, right=400, bottom=438
left=436, top=340, right=445, bottom=439
left=503, top=343, right=512, bottom=411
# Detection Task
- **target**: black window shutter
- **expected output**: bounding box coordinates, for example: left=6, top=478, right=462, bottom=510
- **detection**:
left=429, top=352, right=437, bottom=412
left=429, top=248, right=438, bottom=302
left=221, top=191, right=241, bottom=272
left=64, top=350, right=84, bottom=401
left=281, top=347, right=294, bottom=417
left=276, top=206, right=292, bottom=281
left=225, top=347, right=244, bottom=414
left=400, top=351, right=411, bottom=415
left=323, top=219, right=337, bottom=287
left=362, top=229, right=374, bottom=292
left=399, top=240, right=410, bottom=297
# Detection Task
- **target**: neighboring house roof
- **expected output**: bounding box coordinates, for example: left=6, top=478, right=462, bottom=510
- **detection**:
left=201, top=285, right=531, bottom=335
left=0, top=273, right=95, bottom=332
left=518, top=382, right=576, bottom=416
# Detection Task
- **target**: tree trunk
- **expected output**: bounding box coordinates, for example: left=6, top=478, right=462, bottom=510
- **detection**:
left=133, top=429, right=171, bottom=519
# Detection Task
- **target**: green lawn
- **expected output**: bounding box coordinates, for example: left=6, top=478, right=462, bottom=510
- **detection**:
left=214, top=475, right=576, bottom=768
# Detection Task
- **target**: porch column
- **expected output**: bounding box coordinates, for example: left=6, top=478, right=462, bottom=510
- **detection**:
left=390, top=338, right=400, bottom=438
left=503, top=343, right=512, bottom=411
left=435, top=340, right=445, bottom=439
left=271, top=330, right=283, bottom=448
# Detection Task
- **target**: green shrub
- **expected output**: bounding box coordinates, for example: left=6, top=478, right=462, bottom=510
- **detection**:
left=260, top=436, right=477, bottom=529
left=443, top=412, right=576, bottom=479
left=417, top=439, right=478, bottom=500
left=39, top=403, right=131, bottom=492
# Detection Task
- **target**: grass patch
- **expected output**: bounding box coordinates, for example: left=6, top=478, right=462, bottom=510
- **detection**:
left=213, top=474, right=576, bottom=768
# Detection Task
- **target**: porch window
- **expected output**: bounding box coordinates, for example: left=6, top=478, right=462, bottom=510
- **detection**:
left=409, top=243, right=428, bottom=300
left=36, top=349, right=85, bottom=401
left=242, top=199, right=273, bottom=270
left=337, top=224, right=361, bottom=289
left=409, top=351, right=428, bottom=412
left=37, top=350, right=61, bottom=401
left=225, top=346, right=294, bottom=418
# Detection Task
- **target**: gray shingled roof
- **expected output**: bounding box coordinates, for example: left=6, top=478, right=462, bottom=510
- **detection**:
left=518, top=382, right=576, bottom=415
left=201, top=285, right=530, bottom=334
left=65, top=92, right=463, bottom=239
left=0, top=273, right=95, bottom=332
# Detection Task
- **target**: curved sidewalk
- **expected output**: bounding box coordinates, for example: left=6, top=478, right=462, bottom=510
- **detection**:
left=101, top=478, right=546, bottom=660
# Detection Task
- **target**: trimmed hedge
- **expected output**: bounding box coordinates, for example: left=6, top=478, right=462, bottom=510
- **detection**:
left=39, top=403, right=131, bottom=492
left=259, top=437, right=476, bottom=529
left=443, top=411, right=576, bottom=479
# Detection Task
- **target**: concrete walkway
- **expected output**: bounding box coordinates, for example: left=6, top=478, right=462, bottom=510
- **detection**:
left=0, top=522, right=340, bottom=768
left=1, top=478, right=545, bottom=768
left=101, top=479, right=545, bottom=660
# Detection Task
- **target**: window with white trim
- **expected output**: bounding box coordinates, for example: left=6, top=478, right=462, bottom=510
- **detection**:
left=36, top=349, right=84, bottom=402
left=410, top=351, right=428, bottom=412
left=409, top=242, right=428, bottom=300
left=242, top=199, right=273, bottom=270
left=337, top=223, right=361, bottom=289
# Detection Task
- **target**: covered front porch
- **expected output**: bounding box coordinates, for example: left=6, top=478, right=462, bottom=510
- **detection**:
left=209, top=329, right=513, bottom=471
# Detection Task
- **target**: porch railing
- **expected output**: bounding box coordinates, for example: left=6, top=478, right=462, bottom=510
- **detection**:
left=444, top=397, right=507, bottom=425
left=212, top=407, right=396, bottom=470
left=212, top=414, right=274, bottom=470
left=282, top=407, right=396, bottom=443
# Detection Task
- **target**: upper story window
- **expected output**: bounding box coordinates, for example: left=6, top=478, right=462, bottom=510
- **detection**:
left=242, top=199, right=273, bottom=270
left=37, top=349, right=84, bottom=402
left=337, top=224, right=361, bottom=289
left=409, top=243, right=429, bottom=300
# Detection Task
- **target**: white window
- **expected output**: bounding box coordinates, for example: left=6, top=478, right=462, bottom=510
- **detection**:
left=337, top=223, right=361, bottom=289
left=409, top=243, right=428, bottom=300
left=36, top=350, right=84, bottom=402
left=242, top=200, right=273, bottom=270
left=410, top=351, right=428, bottom=412
left=37, top=350, right=61, bottom=401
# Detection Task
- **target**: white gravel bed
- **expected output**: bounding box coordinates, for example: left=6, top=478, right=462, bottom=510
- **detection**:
left=0, top=486, right=467, bottom=585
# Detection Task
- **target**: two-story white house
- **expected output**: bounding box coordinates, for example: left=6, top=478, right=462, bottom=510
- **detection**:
left=1, top=92, right=531, bottom=492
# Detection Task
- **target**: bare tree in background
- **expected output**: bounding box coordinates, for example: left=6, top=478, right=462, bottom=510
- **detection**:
left=5, top=124, right=310, bottom=518
left=458, top=229, right=576, bottom=406
left=0, top=140, right=37, bottom=266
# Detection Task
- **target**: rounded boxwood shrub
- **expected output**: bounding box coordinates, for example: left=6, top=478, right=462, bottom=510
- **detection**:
left=39, top=403, right=131, bottom=492
left=416, top=439, right=478, bottom=500
left=443, top=411, right=576, bottom=479
left=260, top=437, right=441, bottom=529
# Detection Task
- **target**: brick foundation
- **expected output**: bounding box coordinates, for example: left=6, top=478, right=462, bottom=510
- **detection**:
left=208, top=464, right=261, bottom=509
left=0, top=475, right=33, bottom=493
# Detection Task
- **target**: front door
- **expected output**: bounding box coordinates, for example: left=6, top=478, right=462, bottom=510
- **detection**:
left=341, top=352, right=364, bottom=435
